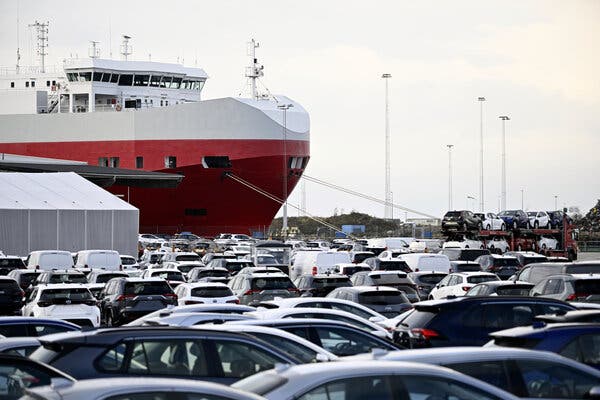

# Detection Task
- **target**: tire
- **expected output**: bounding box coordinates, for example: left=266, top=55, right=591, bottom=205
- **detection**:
left=512, top=222, right=518, bottom=230
left=501, top=223, right=506, bottom=231
left=486, top=224, right=491, bottom=230
left=534, top=221, right=539, bottom=229
left=106, top=311, right=115, bottom=327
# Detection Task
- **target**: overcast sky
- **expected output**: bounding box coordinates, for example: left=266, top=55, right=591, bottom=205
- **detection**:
left=1, top=0, right=598, bottom=220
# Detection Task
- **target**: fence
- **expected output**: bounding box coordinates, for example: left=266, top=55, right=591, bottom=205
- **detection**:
left=579, top=241, right=600, bottom=252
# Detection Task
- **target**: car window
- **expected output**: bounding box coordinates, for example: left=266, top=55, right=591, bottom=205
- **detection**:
left=329, top=303, right=374, bottom=320
left=126, top=340, right=205, bottom=376
left=281, top=326, right=311, bottom=341
left=400, top=375, right=503, bottom=400
left=297, top=376, right=394, bottom=400
left=0, top=323, right=28, bottom=337
left=251, top=332, right=318, bottom=364
left=314, top=327, right=392, bottom=356
left=559, top=333, right=600, bottom=366
left=33, top=324, right=73, bottom=336
left=515, top=359, right=598, bottom=399
left=0, top=362, right=55, bottom=398
left=481, top=304, right=535, bottom=330
left=105, top=393, right=233, bottom=400
left=97, top=343, right=128, bottom=372
left=213, top=340, right=281, bottom=379
left=446, top=361, right=509, bottom=390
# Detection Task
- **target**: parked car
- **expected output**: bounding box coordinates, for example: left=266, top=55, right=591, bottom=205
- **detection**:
left=187, top=266, right=230, bottom=283
left=74, top=250, right=122, bottom=271
left=428, top=272, right=500, bottom=300
left=488, top=323, right=600, bottom=370
left=512, top=260, right=600, bottom=284
left=0, top=256, right=26, bottom=276
left=0, top=277, right=24, bottom=316
left=290, top=251, right=351, bottom=280
left=408, top=271, right=448, bottom=300
left=486, top=236, right=510, bottom=253
left=353, top=347, right=600, bottom=399
left=30, top=270, right=87, bottom=295
left=23, top=284, right=100, bottom=327
left=527, top=211, right=552, bottom=229
left=349, top=271, right=419, bottom=302
left=548, top=210, right=572, bottom=229
left=138, top=251, right=165, bottom=269
left=7, top=269, right=40, bottom=291
left=475, top=254, right=520, bottom=280
left=538, top=235, right=560, bottom=250
left=25, top=377, right=264, bottom=400
left=408, top=239, right=443, bottom=253
left=504, top=251, right=548, bottom=268
left=441, top=210, right=482, bottom=232
left=499, top=210, right=530, bottom=229
left=0, top=317, right=80, bottom=337
left=98, top=277, right=178, bottom=326
left=397, top=253, right=451, bottom=272
left=228, top=271, right=299, bottom=306
left=232, top=360, right=520, bottom=400
left=475, top=212, right=506, bottom=231
left=530, top=273, right=600, bottom=302
left=140, top=268, right=186, bottom=288
left=362, top=257, right=412, bottom=272
left=465, top=281, right=534, bottom=296
left=86, top=270, right=128, bottom=284
left=229, top=319, right=400, bottom=357
left=26, top=250, right=74, bottom=271
left=120, top=255, right=139, bottom=269
left=392, top=296, right=575, bottom=347
left=173, top=282, right=239, bottom=306
left=438, top=248, right=490, bottom=262
left=293, top=274, right=352, bottom=297
left=327, top=286, right=412, bottom=317
left=31, top=327, right=301, bottom=383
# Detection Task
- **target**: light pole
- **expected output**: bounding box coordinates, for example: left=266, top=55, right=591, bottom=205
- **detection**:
left=554, top=195, right=558, bottom=210
left=278, top=103, right=293, bottom=236
left=447, top=144, right=454, bottom=210
left=499, top=116, right=510, bottom=211
left=382, top=73, right=392, bottom=219
left=521, top=189, right=524, bottom=210
left=478, top=97, right=486, bottom=212
left=467, top=195, right=476, bottom=210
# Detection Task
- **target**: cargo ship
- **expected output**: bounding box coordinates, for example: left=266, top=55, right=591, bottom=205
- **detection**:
left=0, top=34, right=310, bottom=236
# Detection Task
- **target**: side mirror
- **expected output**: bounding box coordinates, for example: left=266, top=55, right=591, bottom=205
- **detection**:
left=315, top=353, right=329, bottom=362
left=588, top=386, right=600, bottom=400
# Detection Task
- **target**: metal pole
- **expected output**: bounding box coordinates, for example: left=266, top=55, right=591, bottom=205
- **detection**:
left=447, top=144, right=454, bottom=210
left=499, top=116, right=509, bottom=211
left=478, top=97, right=486, bottom=212
left=554, top=195, right=558, bottom=210
left=382, top=73, right=392, bottom=219
left=278, top=104, right=293, bottom=236
left=521, top=189, right=524, bottom=210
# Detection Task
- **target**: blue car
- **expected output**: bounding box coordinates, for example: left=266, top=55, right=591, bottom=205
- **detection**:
left=488, top=322, right=600, bottom=370
left=0, top=317, right=80, bottom=337
left=498, top=210, right=530, bottom=230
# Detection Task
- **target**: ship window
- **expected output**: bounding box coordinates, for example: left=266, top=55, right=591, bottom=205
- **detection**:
left=25, top=82, right=29, bottom=88
left=98, top=157, right=109, bottom=167
left=93, top=72, right=103, bottom=82
left=301, top=157, right=309, bottom=169
left=165, top=101, right=169, bottom=106
left=31, top=81, right=35, bottom=87
left=134, top=75, right=150, bottom=86
left=66, top=73, right=77, bottom=82
left=110, top=74, right=119, bottom=83
left=101, top=73, right=111, bottom=82
left=109, top=157, right=120, bottom=168
left=181, top=80, right=189, bottom=90
left=161, top=76, right=172, bottom=88
left=10, top=82, right=14, bottom=88
left=118, top=74, right=133, bottom=86
left=150, top=75, right=161, bottom=87
left=202, top=156, right=232, bottom=169
left=79, top=72, right=92, bottom=82
left=185, top=208, right=207, bottom=216
left=160, top=100, right=163, bottom=106
left=165, top=156, right=177, bottom=169
left=136, top=156, right=144, bottom=169
left=52, top=80, right=56, bottom=85
left=171, top=77, right=182, bottom=89
left=46, top=80, right=51, bottom=87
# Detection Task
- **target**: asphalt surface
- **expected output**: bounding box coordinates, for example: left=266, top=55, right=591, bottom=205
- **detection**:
left=578, top=252, right=600, bottom=261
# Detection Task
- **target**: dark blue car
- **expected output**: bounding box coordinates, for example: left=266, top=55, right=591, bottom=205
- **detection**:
left=498, top=210, right=530, bottom=230
left=489, top=322, right=600, bottom=370
left=0, top=317, right=80, bottom=337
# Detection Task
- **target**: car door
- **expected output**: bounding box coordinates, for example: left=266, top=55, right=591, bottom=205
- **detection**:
left=432, top=275, right=451, bottom=299
left=559, top=332, right=600, bottom=370
left=444, top=360, right=511, bottom=393
left=448, top=275, right=464, bottom=296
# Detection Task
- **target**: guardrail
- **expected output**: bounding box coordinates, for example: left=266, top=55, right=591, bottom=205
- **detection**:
left=579, top=241, right=600, bottom=252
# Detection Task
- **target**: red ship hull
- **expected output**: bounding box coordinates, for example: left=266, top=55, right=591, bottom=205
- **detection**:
left=0, top=138, right=309, bottom=236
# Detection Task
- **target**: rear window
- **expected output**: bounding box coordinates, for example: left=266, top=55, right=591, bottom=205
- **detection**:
left=49, top=274, right=87, bottom=284
left=125, top=281, right=172, bottom=295
left=415, top=274, right=446, bottom=284
left=454, top=263, right=481, bottom=272
left=467, top=275, right=499, bottom=284
left=0, top=258, right=25, bottom=269
left=151, top=271, right=184, bottom=281
left=370, top=273, right=406, bottom=284
left=341, top=266, right=371, bottom=275
left=574, top=280, right=600, bottom=294
left=191, top=287, right=233, bottom=297
left=400, top=309, right=437, bottom=328
left=359, top=291, right=407, bottom=305
left=121, top=258, right=136, bottom=265
left=198, top=270, right=229, bottom=278
left=18, top=272, right=39, bottom=287
left=313, top=278, right=351, bottom=288
left=176, top=264, right=196, bottom=273
left=251, top=277, right=294, bottom=290
left=226, top=262, right=253, bottom=273
left=0, top=280, right=21, bottom=293
left=379, top=261, right=410, bottom=271
left=492, top=258, right=519, bottom=267
left=444, top=212, right=462, bottom=217
left=495, top=286, right=533, bottom=296
left=175, top=255, right=200, bottom=262
left=95, top=273, right=127, bottom=283
left=40, top=288, right=93, bottom=303
left=352, top=254, right=372, bottom=263
left=460, top=250, right=489, bottom=262
left=567, top=264, right=600, bottom=274
left=522, top=256, right=547, bottom=265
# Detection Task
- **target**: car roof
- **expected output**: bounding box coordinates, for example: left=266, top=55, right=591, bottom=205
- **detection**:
left=122, top=277, right=167, bottom=282
left=0, top=316, right=80, bottom=327
left=178, top=282, right=228, bottom=288
left=247, top=272, right=288, bottom=278
left=490, top=322, right=600, bottom=338
left=339, top=286, right=401, bottom=293
left=413, top=296, right=574, bottom=308
left=473, top=281, right=533, bottom=287
left=449, top=271, right=496, bottom=277
left=228, top=318, right=365, bottom=330
left=37, top=283, right=91, bottom=290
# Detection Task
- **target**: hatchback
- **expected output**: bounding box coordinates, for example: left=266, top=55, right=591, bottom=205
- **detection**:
left=228, top=272, right=299, bottom=306
left=408, top=271, right=447, bottom=300
left=327, top=286, right=412, bottom=318
left=0, top=277, right=24, bottom=315
left=293, top=274, right=352, bottom=297
left=350, top=271, right=419, bottom=302
left=530, top=273, right=600, bottom=302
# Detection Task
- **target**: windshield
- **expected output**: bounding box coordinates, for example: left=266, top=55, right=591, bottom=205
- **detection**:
left=198, top=270, right=229, bottom=278
left=49, top=274, right=87, bottom=284
left=467, top=275, right=499, bottom=284
left=176, top=255, right=200, bottom=262
left=191, top=287, right=233, bottom=297
left=313, top=278, right=351, bottom=288
left=176, top=264, right=196, bottom=273
left=359, top=291, right=407, bottom=305
left=151, top=271, right=184, bottom=281
left=95, top=273, right=127, bottom=283
left=40, top=288, right=93, bottom=303
left=499, top=210, right=518, bottom=216
left=251, top=277, right=294, bottom=290
left=125, top=281, right=172, bottom=295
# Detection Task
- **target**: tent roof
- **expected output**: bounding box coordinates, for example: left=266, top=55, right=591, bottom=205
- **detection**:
left=0, top=172, right=138, bottom=210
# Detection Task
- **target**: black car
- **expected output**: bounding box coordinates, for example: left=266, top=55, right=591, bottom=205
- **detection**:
left=98, top=277, right=178, bottom=326
left=31, top=326, right=299, bottom=384
left=393, top=296, right=576, bottom=348
left=475, top=254, right=521, bottom=280
left=439, top=248, right=490, bottom=262
left=0, top=317, right=80, bottom=337
left=498, top=210, right=529, bottom=230
left=0, top=257, right=26, bottom=276
left=408, top=271, right=448, bottom=301
left=363, top=257, right=412, bottom=272
left=441, top=211, right=482, bottom=232
left=0, top=277, right=24, bottom=316
left=0, top=354, right=75, bottom=398
left=293, top=274, right=352, bottom=297
left=7, top=270, right=40, bottom=291
left=187, top=266, right=230, bottom=283
left=327, top=286, right=412, bottom=318
left=504, top=252, right=548, bottom=268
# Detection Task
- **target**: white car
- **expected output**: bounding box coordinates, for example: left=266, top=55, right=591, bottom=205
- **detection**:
left=527, top=211, right=551, bottom=229
left=140, top=268, right=186, bottom=283
left=138, top=233, right=166, bottom=246
left=538, top=235, right=559, bottom=250
left=119, top=255, right=139, bottom=269
left=442, top=237, right=484, bottom=249
left=141, top=312, right=254, bottom=327
left=162, top=261, right=205, bottom=277
left=480, top=212, right=506, bottom=230
left=486, top=236, right=510, bottom=253
left=232, top=360, right=520, bottom=400
left=125, top=303, right=256, bottom=326
left=377, top=248, right=410, bottom=259
left=22, top=284, right=100, bottom=327
left=428, top=272, right=500, bottom=300
left=174, top=282, right=239, bottom=306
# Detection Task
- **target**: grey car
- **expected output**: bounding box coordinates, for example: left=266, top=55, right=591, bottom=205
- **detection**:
left=327, top=286, right=412, bottom=318
left=227, top=272, right=299, bottom=306
left=530, top=273, right=600, bottom=302
left=350, top=271, right=419, bottom=302
left=408, top=271, right=448, bottom=300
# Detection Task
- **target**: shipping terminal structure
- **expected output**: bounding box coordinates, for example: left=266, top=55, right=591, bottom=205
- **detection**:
left=0, top=35, right=310, bottom=236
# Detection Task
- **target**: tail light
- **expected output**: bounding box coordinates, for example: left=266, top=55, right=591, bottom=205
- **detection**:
left=311, top=266, right=318, bottom=275
left=83, top=300, right=97, bottom=306
left=287, top=288, right=300, bottom=293
left=411, top=328, right=440, bottom=340
left=566, top=293, right=589, bottom=301
left=227, top=299, right=240, bottom=304
left=244, top=289, right=260, bottom=296
left=116, top=294, right=135, bottom=302
left=461, top=286, right=470, bottom=292
left=164, top=293, right=177, bottom=299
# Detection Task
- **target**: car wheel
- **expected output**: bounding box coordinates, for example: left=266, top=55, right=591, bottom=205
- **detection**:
left=486, top=224, right=491, bottom=230
left=501, top=223, right=506, bottom=231
left=465, top=245, right=470, bottom=249
left=106, top=311, right=115, bottom=327
left=534, top=221, right=539, bottom=229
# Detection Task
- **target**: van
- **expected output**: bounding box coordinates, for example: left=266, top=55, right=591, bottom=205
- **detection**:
left=290, top=251, right=351, bottom=280
left=27, top=250, right=74, bottom=271
left=75, top=250, right=122, bottom=271
left=515, top=261, right=600, bottom=284
left=397, top=253, right=451, bottom=273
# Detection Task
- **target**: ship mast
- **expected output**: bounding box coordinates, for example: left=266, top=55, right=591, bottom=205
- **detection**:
left=120, top=35, right=132, bottom=61
left=245, top=39, right=264, bottom=100
left=29, top=21, right=48, bottom=73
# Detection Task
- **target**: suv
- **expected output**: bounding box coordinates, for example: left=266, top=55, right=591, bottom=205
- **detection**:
left=350, top=271, right=419, bottom=302
left=293, top=274, right=352, bottom=297
left=408, top=271, right=448, bottom=300
left=98, top=278, right=178, bottom=326
left=393, top=296, right=576, bottom=347
left=23, top=284, right=100, bottom=327
left=187, top=266, right=230, bottom=283
left=530, top=273, right=600, bottom=302
left=327, top=286, right=412, bottom=317
left=0, top=277, right=25, bottom=315
left=498, top=210, right=529, bottom=230
left=0, top=256, right=26, bottom=275
left=31, top=327, right=299, bottom=384
left=475, top=254, right=520, bottom=280
left=363, top=257, right=411, bottom=272
left=228, top=272, right=299, bottom=306
left=441, top=211, right=482, bottom=232
left=439, top=248, right=490, bottom=262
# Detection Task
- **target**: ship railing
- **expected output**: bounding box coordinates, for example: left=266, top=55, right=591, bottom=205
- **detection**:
left=0, top=65, right=62, bottom=75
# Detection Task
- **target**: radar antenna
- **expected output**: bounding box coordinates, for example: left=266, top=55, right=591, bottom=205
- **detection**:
left=120, top=35, right=132, bottom=61
left=89, top=41, right=100, bottom=58
left=245, top=39, right=265, bottom=100
left=28, top=21, right=48, bottom=73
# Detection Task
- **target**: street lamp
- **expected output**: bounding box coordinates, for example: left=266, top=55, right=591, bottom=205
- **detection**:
left=554, top=195, right=558, bottom=210
left=447, top=144, right=454, bottom=210
left=499, top=116, right=510, bottom=211
left=478, top=97, right=486, bottom=212
left=278, top=103, right=293, bottom=236
left=382, top=73, right=392, bottom=220
left=467, top=195, right=476, bottom=210
left=521, top=189, right=524, bottom=210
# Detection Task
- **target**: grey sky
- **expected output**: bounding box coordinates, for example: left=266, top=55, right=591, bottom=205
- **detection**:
left=1, top=0, right=598, bottom=220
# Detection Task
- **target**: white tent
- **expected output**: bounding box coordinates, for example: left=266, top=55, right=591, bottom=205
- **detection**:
left=0, top=172, right=139, bottom=257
